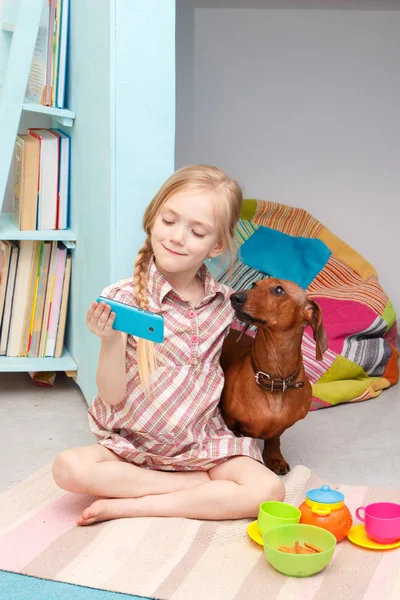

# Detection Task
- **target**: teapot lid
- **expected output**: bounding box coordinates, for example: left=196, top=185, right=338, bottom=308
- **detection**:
left=306, top=484, right=344, bottom=505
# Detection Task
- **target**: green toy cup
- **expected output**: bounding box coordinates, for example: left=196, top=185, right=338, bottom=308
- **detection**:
left=257, top=501, right=301, bottom=534
left=263, top=524, right=336, bottom=577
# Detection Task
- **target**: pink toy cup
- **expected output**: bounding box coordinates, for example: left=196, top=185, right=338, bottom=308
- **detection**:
left=355, top=502, right=400, bottom=544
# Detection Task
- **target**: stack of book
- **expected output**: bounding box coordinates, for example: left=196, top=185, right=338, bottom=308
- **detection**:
left=13, top=128, right=70, bottom=231
left=0, top=240, right=72, bottom=358
left=25, top=0, right=70, bottom=108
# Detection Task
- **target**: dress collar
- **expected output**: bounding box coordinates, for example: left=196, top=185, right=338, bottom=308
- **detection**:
left=147, top=256, right=224, bottom=308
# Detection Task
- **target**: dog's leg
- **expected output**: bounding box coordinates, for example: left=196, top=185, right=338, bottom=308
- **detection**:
left=262, top=436, right=290, bottom=476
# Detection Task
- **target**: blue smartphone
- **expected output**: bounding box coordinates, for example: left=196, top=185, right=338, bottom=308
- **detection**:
left=96, top=296, right=164, bottom=343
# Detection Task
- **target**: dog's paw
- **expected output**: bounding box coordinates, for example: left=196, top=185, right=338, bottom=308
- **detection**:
left=264, top=455, right=291, bottom=476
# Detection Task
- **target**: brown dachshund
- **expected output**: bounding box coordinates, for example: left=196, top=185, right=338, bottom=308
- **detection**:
left=220, top=278, right=328, bottom=475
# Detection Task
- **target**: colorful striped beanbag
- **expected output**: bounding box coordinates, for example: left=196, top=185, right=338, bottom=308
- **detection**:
left=210, top=199, right=398, bottom=410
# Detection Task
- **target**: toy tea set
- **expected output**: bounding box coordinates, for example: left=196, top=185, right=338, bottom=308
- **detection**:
left=248, top=484, right=400, bottom=578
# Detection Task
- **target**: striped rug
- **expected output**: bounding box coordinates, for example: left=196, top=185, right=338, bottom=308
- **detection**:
left=0, top=465, right=399, bottom=600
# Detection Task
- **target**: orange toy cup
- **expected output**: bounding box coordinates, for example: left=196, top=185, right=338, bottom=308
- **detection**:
left=299, top=485, right=353, bottom=542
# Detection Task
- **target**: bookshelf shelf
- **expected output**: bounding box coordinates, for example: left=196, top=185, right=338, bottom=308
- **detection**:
left=22, top=102, right=75, bottom=127
left=0, top=213, right=76, bottom=243
left=0, top=348, right=77, bottom=372
left=0, top=20, right=15, bottom=32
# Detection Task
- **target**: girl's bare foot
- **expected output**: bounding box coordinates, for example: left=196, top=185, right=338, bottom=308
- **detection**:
left=77, top=498, right=137, bottom=526
left=77, top=471, right=210, bottom=526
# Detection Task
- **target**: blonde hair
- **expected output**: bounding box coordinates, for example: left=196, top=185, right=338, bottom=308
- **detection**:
left=134, top=165, right=243, bottom=389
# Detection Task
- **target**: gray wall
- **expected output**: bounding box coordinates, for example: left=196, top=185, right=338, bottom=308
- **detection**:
left=176, top=1, right=400, bottom=314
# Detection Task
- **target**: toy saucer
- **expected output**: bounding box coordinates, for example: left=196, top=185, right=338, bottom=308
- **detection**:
left=247, top=520, right=263, bottom=546
left=348, top=524, right=400, bottom=550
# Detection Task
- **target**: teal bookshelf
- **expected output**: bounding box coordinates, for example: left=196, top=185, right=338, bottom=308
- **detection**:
left=0, top=0, right=77, bottom=375
left=0, top=349, right=77, bottom=373
left=1, top=0, right=175, bottom=402
left=22, top=101, right=75, bottom=127
left=0, top=213, right=76, bottom=244
left=0, top=20, right=15, bottom=32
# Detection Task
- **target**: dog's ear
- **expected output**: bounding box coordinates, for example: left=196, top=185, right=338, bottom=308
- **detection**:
left=304, top=300, right=328, bottom=361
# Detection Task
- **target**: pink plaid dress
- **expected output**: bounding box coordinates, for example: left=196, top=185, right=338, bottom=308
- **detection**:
left=88, top=258, right=262, bottom=471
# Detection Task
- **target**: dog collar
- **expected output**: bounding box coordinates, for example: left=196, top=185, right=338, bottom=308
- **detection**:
left=250, top=354, right=304, bottom=393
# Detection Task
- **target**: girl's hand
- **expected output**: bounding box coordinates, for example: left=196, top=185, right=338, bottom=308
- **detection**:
left=86, top=301, right=120, bottom=341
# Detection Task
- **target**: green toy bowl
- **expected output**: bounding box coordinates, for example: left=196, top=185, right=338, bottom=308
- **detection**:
left=262, top=524, right=336, bottom=578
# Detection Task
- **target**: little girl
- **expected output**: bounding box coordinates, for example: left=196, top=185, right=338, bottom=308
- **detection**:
left=53, top=165, right=284, bottom=525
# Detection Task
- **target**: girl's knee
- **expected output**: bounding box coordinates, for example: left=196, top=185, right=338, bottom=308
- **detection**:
left=254, top=473, right=285, bottom=507
left=269, top=476, right=286, bottom=502
left=52, top=448, right=87, bottom=492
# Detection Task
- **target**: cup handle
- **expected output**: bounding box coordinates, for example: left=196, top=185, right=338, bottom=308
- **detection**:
left=355, top=506, right=365, bottom=522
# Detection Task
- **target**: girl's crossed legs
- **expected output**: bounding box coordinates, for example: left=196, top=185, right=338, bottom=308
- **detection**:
left=52, top=444, right=285, bottom=526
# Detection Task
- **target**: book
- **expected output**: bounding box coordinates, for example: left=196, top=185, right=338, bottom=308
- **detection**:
left=51, top=0, right=62, bottom=107
left=47, top=129, right=62, bottom=228
left=25, top=2, right=50, bottom=105
left=45, top=245, right=67, bottom=357
left=25, top=0, right=70, bottom=109
left=7, top=241, right=35, bottom=357
left=28, top=129, right=59, bottom=230
left=12, top=137, right=23, bottom=225
left=12, top=134, right=40, bottom=231
left=29, top=241, right=52, bottom=358
left=54, top=252, right=72, bottom=358
left=0, top=241, right=12, bottom=327
left=38, top=241, right=58, bottom=357
left=45, top=0, right=58, bottom=106
left=0, top=244, right=19, bottom=356
left=19, top=241, right=43, bottom=357
left=50, top=128, right=70, bottom=229
left=55, top=0, right=70, bottom=108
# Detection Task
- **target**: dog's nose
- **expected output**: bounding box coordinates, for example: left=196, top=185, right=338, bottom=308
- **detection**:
left=230, top=292, right=247, bottom=308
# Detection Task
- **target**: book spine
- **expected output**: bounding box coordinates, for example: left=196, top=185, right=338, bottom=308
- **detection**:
left=12, top=137, right=24, bottom=229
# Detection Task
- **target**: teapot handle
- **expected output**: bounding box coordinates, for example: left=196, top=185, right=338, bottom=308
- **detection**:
left=355, top=506, right=365, bottom=522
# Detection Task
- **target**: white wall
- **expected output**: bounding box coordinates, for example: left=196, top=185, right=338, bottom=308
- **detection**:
left=176, top=1, right=400, bottom=314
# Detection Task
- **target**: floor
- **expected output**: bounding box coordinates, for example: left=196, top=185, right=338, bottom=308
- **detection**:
left=1, top=371, right=399, bottom=494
